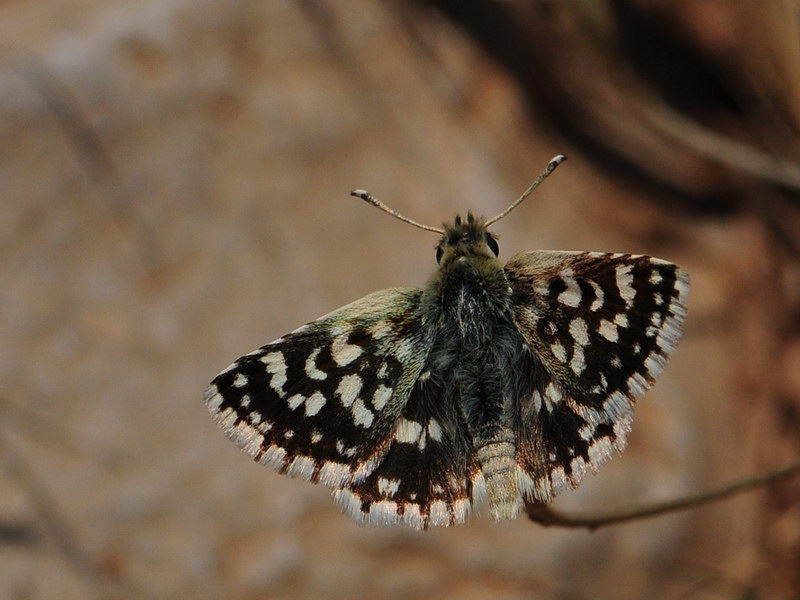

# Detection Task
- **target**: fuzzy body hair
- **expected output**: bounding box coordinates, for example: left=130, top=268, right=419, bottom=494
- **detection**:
left=421, top=213, right=533, bottom=519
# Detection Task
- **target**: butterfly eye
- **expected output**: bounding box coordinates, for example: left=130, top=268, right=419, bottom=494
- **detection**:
left=486, top=235, right=499, bottom=257
left=435, top=246, right=444, bottom=263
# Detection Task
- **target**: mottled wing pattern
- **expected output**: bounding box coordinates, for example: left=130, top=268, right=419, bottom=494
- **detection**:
left=205, top=287, right=430, bottom=490
left=334, top=375, right=477, bottom=529
left=505, top=251, right=690, bottom=501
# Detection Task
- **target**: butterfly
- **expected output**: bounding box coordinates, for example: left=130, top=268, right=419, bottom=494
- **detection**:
left=205, top=156, right=690, bottom=529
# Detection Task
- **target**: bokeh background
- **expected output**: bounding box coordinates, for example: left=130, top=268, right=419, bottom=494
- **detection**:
left=1, top=1, right=799, bottom=598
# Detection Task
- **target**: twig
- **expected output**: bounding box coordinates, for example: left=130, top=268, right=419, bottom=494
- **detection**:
left=527, top=461, right=800, bottom=530
left=635, top=97, right=800, bottom=193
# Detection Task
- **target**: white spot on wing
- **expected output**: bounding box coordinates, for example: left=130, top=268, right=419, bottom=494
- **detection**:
left=569, top=317, right=589, bottom=347
left=570, top=346, right=586, bottom=375
left=262, top=352, right=287, bottom=397
left=544, top=382, right=562, bottom=411
left=531, top=390, right=543, bottom=413
left=557, top=274, right=582, bottom=308
left=336, top=374, right=362, bottom=408
left=378, top=477, right=400, bottom=497
left=372, top=385, right=392, bottom=410
left=336, top=439, right=358, bottom=458
left=351, top=397, right=374, bottom=427
left=305, top=391, right=326, bottom=416
left=589, top=280, right=604, bottom=311
left=395, top=419, right=423, bottom=444
left=331, top=334, right=362, bottom=366
left=616, top=264, right=636, bottom=308
left=599, top=319, right=619, bottom=342
left=287, top=393, right=305, bottom=410
left=304, top=348, right=327, bottom=381
left=427, top=418, right=443, bottom=442
left=569, top=318, right=589, bottom=375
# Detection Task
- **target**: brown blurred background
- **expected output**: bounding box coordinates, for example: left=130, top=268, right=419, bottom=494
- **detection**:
left=1, top=1, right=799, bottom=598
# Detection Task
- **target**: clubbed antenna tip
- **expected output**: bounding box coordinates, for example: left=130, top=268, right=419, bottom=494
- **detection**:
left=350, top=189, right=445, bottom=234
left=485, top=154, right=567, bottom=226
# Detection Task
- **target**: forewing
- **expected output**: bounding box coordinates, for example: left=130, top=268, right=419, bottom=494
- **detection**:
left=334, top=375, right=477, bottom=529
left=505, top=251, right=690, bottom=500
left=205, top=287, right=430, bottom=490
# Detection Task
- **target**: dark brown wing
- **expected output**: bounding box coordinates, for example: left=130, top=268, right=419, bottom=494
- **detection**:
left=504, top=250, right=689, bottom=501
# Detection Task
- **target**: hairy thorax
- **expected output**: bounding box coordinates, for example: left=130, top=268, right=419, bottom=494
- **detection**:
left=423, top=255, right=511, bottom=357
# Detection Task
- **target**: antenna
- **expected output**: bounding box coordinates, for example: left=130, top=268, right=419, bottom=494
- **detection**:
left=351, top=189, right=445, bottom=234
left=485, top=155, right=566, bottom=226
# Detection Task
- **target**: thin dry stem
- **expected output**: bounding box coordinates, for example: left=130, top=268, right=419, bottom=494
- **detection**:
left=527, top=461, right=800, bottom=530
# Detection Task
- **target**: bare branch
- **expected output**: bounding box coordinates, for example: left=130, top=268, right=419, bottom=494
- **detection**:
left=636, top=97, right=800, bottom=193
left=527, top=461, right=800, bottom=530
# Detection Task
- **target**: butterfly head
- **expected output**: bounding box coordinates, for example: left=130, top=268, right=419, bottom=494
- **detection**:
left=435, top=212, right=499, bottom=265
